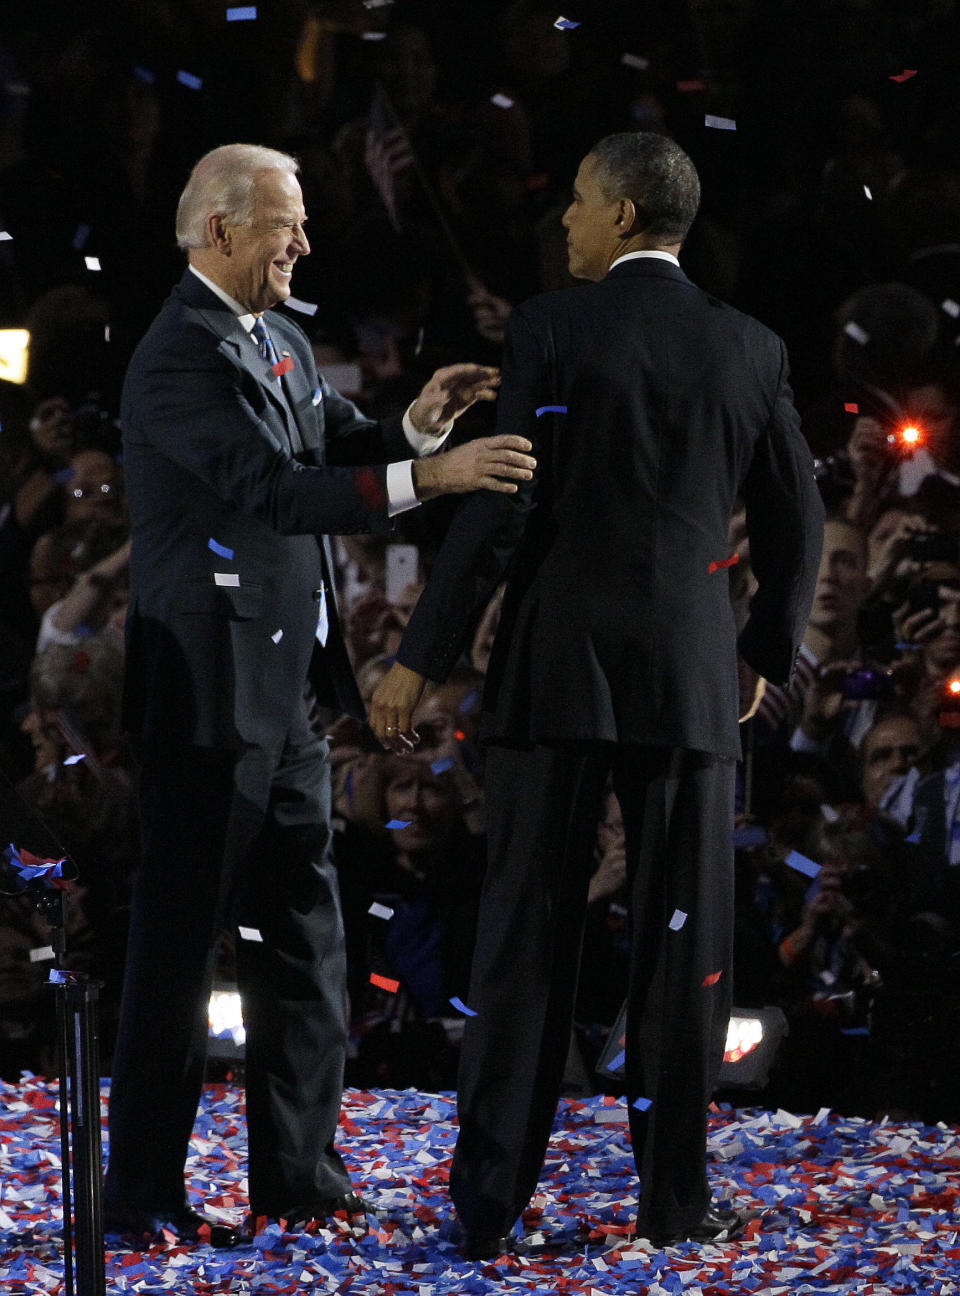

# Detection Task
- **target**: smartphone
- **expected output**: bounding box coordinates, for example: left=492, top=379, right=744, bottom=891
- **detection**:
left=386, top=544, right=419, bottom=604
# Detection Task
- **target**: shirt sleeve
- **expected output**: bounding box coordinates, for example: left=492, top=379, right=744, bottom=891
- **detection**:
left=387, top=460, right=419, bottom=517
left=402, top=403, right=453, bottom=454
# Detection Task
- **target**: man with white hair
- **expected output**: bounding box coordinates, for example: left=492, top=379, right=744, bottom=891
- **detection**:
left=102, top=143, right=534, bottom=1242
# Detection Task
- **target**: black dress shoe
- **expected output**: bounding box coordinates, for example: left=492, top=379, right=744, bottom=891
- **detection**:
left=462, top=1232, right=518, bottom=1261
left=243, top=1192, right=374, bottom=1236
left=103, top=1204, right=237, bottom=1248
left=650, top=1203, right=744, bottom=1247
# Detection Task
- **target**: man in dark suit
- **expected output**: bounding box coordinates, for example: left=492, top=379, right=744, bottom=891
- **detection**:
left=370, top=132, right=824, bottom=1253
left=102, top=143, right=535, bottom=1241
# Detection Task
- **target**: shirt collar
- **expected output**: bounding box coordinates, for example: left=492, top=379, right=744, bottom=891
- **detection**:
left=609, top=249, right=681, bottom=271
left=188, top=264, right=258, bottom=334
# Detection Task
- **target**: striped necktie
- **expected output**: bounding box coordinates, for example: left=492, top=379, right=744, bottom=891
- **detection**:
left=251, top=316, right=280, bottom=370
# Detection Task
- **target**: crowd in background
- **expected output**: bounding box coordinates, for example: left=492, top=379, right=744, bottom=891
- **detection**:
left=1, top=0, right=960, bottom=1120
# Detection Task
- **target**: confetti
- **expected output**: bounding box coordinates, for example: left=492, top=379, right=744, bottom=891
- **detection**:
left=84, top=256, right=101, bottom=271
left=312, top=387, right=323, bottom=405
left=491, top=92, right=515, bottom=109
left=677, top=78, right=706, bottom=92
left=785, top=849, right=821, bottom=878
left=889, top=68, right=917, bottom=81
left=844, top=402, right=860, bottom=413
left=733, top=823, right=767, bottom=848
left=271, top=628, right=283, bottom=644
left=208, top=538, right=235, bottom=559
left=942, top=299, right=960, bottom=318
left=632, top=1096, right=653, bottom=1111
left=863, top=185, right=872, bottom=200
left=71, top=223, right=91, bottom=250
left=0, top=231, right=11, bottom=241
left=702, top=970, right=723, bottom=986
left=29, top=946, right=55, bottom=963
left=370, top=972, right=400, bottom=993
left=368, top=901, right=394, bottom=920
left=238, top=926, right=263, bottom=942
left=554, top=16, right=580, bottom=29
left=430, top=757, right=455, bottom=775
left=608, top=1048, right=626, bottom=1070
left=709, top=553, right=740, bottom=573
left=668, top=909, right=687, bottom=930
left=385, top=819, right=412, bottom=829
left=272, top=355, right=295, bottom=378
left=284, top=295, right=319, bottom=315
left=820, top=802, right=840, bottom=823
left=844, top=320, right=869, bottom=345
left=448, top=996, right=478, bottom=1017
left=361, top=31, right=388, bottom=40
left=214, top=572, right=240, bottom=587
left=705, top=114, right=737, bottom=130
left=177, top=69, right=203, bottom=90
left=536, top=405, right=568, bottom=416
left=62, top=754, right=86, bottom=766
left=621, top=52, right=650, bottom=70
left=226, top=4, right=257, bottom=17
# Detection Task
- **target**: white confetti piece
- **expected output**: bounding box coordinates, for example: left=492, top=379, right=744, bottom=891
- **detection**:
left=668, top=908, right=687, bottom=930
left=214, top=572, right=240, bottom=586
left=942, top=298, right=960, bottom=318
left=271, top=628, right=283, bottom=643
left=0, top=230, right=12, bottom=241
left=238, top=926, right=263, bottom=942
left=490, top=92, right=515, bottom=109
left=621, top=52, right=650, bottom=70
left=84, top=256, right=101, bottom=271
left=368, top=902, right=395, bottom=920
left=29, top=946, right=55, bottom=963
left=844, top=319, right=869, bottom=344
left=705, top=114, right=737, bottom=130
left=284, top=295, right=319, bottom=315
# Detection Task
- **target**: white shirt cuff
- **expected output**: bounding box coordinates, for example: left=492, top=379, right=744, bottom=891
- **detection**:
left=402, top=403, right=453, bottom=454
left=387, top=461, right=419, bottom=517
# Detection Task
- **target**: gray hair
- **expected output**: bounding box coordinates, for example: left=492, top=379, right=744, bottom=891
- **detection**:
left=590, top=132, right=700, bottom=245
left=175, top=143, right=300, bottom=250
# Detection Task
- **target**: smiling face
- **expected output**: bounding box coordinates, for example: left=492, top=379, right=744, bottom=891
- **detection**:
left=217, top=169, right=309, bottom=314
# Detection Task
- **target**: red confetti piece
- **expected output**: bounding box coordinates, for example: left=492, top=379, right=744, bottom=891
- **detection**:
left=370, top=972, right=400, bottom=993
left=702, top=969, right=723, bottom=985
left=889, top=68, right=917, bottom=82
left=844, top=402, right=860, bottom=413
left=272, top=355, right=294, bottom=377
left=709, top=553, right=740, bottom=573
left=677, top=78, right=706, bottom=92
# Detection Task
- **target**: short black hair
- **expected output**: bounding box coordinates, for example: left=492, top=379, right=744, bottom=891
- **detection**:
left=589, top=132, right=700, bottom=245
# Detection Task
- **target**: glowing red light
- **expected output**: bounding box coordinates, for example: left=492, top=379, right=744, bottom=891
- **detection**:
left=949, top=680, right=960, bottom=695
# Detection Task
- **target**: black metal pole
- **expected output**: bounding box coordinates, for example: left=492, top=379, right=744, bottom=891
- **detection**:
left=66, top=978, right=105, bottom=1296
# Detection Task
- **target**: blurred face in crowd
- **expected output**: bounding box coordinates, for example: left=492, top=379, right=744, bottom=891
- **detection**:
left=64, top=450, right=124, bottom=524
left=29, top=396, right=74, bottom=463
left=217, top=169, right=309, bottom=315
left=563, top=153, right=624, bottom=282
left=808, top=519, right=870, bottom=638
left=860, top=714, right=922, bottom=808
left=923, top=576, right=960, bottom=676
left=385, top=754, right=459, bottom=855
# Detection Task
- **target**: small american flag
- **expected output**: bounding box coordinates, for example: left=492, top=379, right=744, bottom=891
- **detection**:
left=364, top=85, right=414, bottom=230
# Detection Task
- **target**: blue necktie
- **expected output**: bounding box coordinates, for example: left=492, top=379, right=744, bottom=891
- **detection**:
left=251, top=316, right=280, bottom=371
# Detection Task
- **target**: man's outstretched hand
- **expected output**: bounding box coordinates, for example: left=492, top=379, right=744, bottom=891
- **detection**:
left=409, top=364, right=500, bottom=434
left=412, top=435, right=535, bottom=501
left=369, top=661, right=428, bottom=752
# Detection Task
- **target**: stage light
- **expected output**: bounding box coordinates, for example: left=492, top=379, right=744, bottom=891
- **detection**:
left=208, top=986, right=245, bottom=1059
left=0, top=329, right=29, bottom=384
left=597, top=1004, right=788, bottom=1091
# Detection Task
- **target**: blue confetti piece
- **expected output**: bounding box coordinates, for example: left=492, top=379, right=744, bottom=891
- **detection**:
left=430, top=756, right=455, bottom=775
left=733, top=823, right=767, bottom=848
left=208, top=537, right=235, bottom=559
left=905, top=831, right=921, bottom=843
left=385, top=819, right=412, bottom=829
left=554, top=16, right=580, bottom=29
left=536, top=404, right=568, bottom=416
left=71, top=223, right=91, bottom=250
left=226, top=4, right=257, bottom=18
left=841, top=1025, right=870, bottom=1036
left=632, top=1095, right=652, bottom=1111
left=785, top=849, right=821, bottom=878
left=608, top=1049, right=626, bottom=1071
left=177, top=69, right=203, bottom=90
left=63, top=754, right=86, bottom=766
left=449, top=996, right=478, bottom=1017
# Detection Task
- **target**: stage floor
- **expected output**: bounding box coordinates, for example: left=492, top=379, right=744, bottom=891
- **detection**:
left=2, top=1077, right=959, bottom=1293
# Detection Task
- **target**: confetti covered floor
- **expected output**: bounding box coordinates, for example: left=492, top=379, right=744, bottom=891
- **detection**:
left=2, top=1078, right=960, bottom=1293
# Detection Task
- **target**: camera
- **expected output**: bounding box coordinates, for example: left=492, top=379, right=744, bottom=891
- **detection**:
left=841, top=666, right=895, bottom=701
left=906, top=530, right=960, bottom=564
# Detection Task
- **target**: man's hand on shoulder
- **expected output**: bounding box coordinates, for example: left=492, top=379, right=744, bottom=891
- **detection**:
left=412, top=435, right=535, bottom=501
left=409, top=364, right=500, bottom=436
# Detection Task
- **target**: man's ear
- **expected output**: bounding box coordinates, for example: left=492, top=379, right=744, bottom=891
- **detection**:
left=208, top=213, right=231, bottom=254
left=617, top=197, right=644, bottom=237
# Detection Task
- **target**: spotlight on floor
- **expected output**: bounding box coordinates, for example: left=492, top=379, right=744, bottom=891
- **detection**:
left=596, top=1004, right=788, bottom=1091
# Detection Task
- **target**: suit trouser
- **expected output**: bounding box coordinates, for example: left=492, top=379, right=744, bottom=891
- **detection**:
left=450, top=741, right=734, bottom=1240
left=104, top=698, right=352, bottom=1216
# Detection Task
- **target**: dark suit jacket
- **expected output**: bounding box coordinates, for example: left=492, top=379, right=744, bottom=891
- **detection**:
left=121, top=269, right=412, bottom=749
left=398, top=257, right=824, bottom=759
